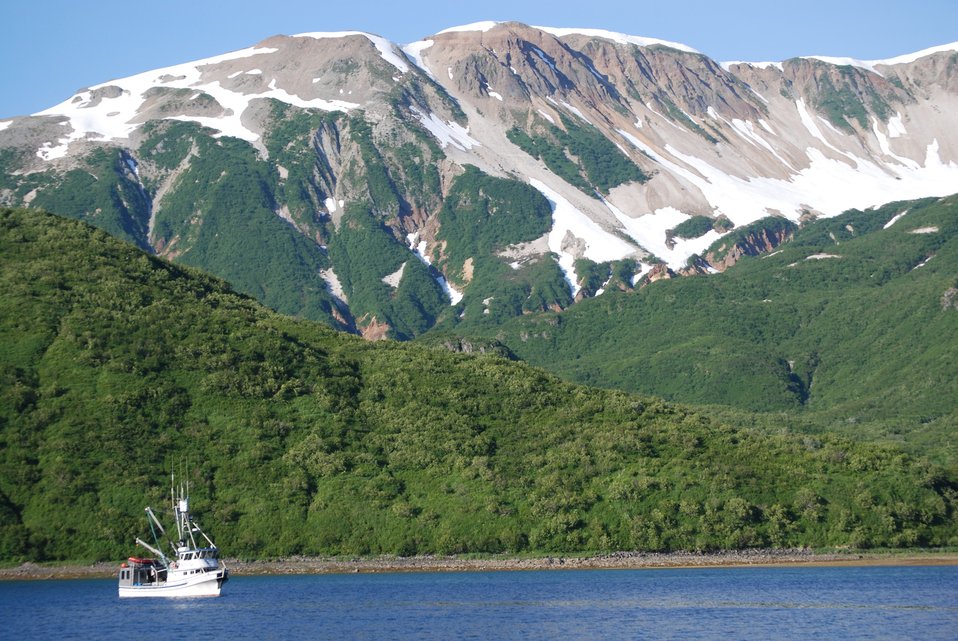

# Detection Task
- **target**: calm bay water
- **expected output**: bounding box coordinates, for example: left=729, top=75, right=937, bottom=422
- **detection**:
left=1, top=565, right=955, bottom=640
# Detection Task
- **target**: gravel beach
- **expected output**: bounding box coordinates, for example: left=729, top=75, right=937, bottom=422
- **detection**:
left=3, top=549, right=956, bottom=581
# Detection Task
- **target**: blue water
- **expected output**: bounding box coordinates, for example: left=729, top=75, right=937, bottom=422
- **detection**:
left=1, top=565, right=955, bottom=640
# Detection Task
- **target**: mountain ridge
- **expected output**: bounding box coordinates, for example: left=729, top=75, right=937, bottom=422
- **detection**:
left=2, top=22, right=957, bottom=338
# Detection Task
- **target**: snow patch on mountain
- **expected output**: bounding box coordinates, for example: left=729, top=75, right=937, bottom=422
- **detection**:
left=537, top=110, right=555, bottom=124
left=883, top=209, right=910, bottom=229
left=406, top=232, right=463, bottom=305
left=723, top=41, right=958, bottom=75
left=804, top=55, right=883, bottom=75
left=530, top=179, right=638, bottom=295
left=536, top=27, right=699, bottom=54
left=871, top=118, right=920, bottom=169
left=321, top=268, right=348, bottom=303
left=531, top=47, right=559, bottom=74
left=879, top=41, right=958, bottom=65
left=887, top=113, right=907, bottom=138
left=795, top=98, right=833, bottom=149
left=804, top=41, right=958, bottom=75
left=616, top=123, right=958, bottom=262
left=293, top=32, right=409, bottom=73
left=30, top=44, right=363, bottom=150
left=401, top=40, right=437, bottom=80
left=707, top=107, right=793, bottom=170
left=632, top=263, right=654, bottom=286
left=438, top=22, right=500, bottom=35
left=382, top=261, right=407, bottom=287
left=608, top=200, right=720, bottom=270
left=411, top=107, right=479, bottom=150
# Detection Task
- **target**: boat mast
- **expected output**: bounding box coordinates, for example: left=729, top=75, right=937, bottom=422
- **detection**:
left=172, top=464, right=200, bottom=550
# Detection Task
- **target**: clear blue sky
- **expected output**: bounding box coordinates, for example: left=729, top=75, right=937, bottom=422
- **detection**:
left=2, top=0, right=956, bottom=118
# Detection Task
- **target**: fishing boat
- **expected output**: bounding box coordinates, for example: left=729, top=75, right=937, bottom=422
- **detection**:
left=118, top=477, right=229, bottom=598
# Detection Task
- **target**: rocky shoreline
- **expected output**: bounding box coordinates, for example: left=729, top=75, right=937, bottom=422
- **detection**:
left=2, top=549, right=956, bottom=581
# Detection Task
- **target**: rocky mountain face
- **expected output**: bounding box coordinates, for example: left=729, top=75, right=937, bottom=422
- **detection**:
left=1, top=22, right=956, bottom=338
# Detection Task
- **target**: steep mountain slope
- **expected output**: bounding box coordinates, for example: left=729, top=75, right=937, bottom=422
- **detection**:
left=1, top=24, right=956, bottom=339
left=2, top=208, right=956, bottom=561
left=439, top=194, right=958, bottom=463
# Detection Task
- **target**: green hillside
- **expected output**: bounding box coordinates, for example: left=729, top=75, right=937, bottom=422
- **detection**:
left=434, top=195, right=958, bottom=463
left=1, top=207, right=956, bottom=562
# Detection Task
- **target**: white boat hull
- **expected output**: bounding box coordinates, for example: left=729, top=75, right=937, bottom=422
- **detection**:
left=118, top=570, right=228, bottom=598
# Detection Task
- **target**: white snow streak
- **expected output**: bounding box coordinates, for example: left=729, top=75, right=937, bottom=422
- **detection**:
left=871, top=117, right=920, bottom=169
left=410, top=106, right=479, bottom=151
left=531, top=46, right=559, bottom=74
left=559, top=100, right=590, bottom=123
left=708, top=106, right=793, bottom=170
left=401, top=40, right=438, bottom=81
left=530, top=179, right=637, bottom=296
left=406, top=232, right=463, bottom=305
left=795, top=98, right=831, bottom=148
left=883, top=209, right=909, bottom=229
left=887, top=112, right=907, bottom=138
left=632, top=262, right=653, bottom=286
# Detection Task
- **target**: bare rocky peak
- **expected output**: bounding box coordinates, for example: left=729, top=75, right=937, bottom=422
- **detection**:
left=2, top=22, right=958, bottom=277
left=879, top=49, right=958, bottom=96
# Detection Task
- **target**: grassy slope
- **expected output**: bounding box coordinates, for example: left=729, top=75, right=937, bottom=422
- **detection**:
left=443, top=196, right=958, bottom=463
left=1, top=208, right=956, bottom=563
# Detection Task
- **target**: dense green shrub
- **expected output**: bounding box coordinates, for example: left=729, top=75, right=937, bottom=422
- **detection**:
left=506, top=114, right=648, bottom=196
left=670, top=215, right=714, bottom=240
left=5, top=207, right=954, bottom=561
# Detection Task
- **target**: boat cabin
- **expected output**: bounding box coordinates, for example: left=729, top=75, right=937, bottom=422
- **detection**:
left=177, top=547, right=219, bottom=561
left=118, top=558, right=165, bottom=587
